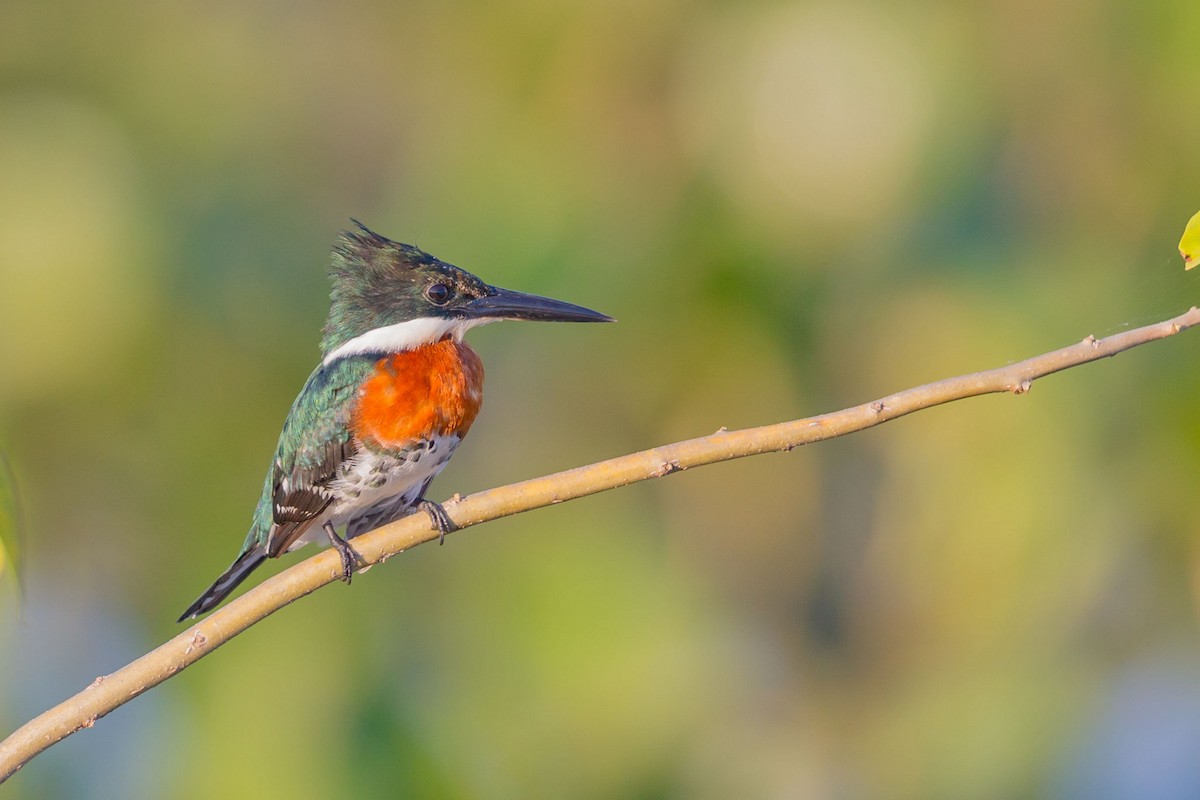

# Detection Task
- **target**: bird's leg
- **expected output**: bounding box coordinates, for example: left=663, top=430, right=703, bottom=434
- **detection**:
left=322, top=520, right=361, bottom=583
left=416, top=499, right=458, bottom=546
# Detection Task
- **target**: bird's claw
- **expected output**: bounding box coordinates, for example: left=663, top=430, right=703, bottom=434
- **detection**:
left=417, top=499, right=458, bottom=545
left=322, top=521, right=362, bottom=583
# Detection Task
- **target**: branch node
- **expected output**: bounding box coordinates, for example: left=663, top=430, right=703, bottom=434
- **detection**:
left=184, top=631, right=208, bottom=655
left=713, top=426, right=728, bottom=435
left=87, top=676, right=106, bottom=690
left=1010, top=379, right=1033, bottom=395
left=652, top=459, right=683, bottom=477
left=1083, top=334, right=1099, bottom=348
left=870, top=401, right=886, bottom=415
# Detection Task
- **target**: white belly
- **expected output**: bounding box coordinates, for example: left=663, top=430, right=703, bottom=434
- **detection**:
left=289, top=435, right=461, bottom=549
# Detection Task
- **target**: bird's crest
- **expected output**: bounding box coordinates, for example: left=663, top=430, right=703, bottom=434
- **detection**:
left=321, top=222, right=471, bottom=355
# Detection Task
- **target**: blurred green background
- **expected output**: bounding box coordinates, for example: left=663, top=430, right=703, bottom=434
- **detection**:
left=4, top=0, right=1200, bottom=797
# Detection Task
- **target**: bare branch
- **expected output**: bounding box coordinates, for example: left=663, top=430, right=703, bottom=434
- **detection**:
left=2, top=305, right=1198, bottom=782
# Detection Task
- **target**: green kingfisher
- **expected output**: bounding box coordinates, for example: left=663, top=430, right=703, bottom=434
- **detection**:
left=178, top=222, right=612, bottom=621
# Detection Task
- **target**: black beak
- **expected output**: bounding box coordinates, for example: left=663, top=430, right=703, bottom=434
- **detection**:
left=465, top=286, right=614, bottom=323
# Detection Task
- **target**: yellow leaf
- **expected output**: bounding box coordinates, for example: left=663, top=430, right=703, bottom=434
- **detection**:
left=1180, top=210, right=1200, bottom=270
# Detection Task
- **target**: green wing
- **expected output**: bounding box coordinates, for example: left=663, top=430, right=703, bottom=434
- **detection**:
left=245, top=356, right=376, bottom=557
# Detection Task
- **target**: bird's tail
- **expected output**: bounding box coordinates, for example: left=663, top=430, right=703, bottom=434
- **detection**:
left=177, top=546, right=267, bottom=623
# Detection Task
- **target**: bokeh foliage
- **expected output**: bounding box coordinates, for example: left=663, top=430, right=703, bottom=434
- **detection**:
left=0, top=453, right=18, bottom=594
left=3, top=0, right=1200, bottom=797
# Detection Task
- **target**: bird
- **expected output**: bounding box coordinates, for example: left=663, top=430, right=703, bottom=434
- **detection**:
left=177, top=222, right=612, bottom=621
left=1180, top=209, right=1200, bottom=270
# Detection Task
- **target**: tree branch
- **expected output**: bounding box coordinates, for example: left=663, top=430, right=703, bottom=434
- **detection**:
left=2, top=306, right=1198, bottom=782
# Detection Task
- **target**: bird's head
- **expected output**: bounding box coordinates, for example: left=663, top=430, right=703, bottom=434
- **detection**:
left=320, top=222, right=612, bottom=362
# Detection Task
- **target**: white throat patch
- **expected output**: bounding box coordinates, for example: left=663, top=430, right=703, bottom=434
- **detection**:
left=322, top=316, right=493, bottom=365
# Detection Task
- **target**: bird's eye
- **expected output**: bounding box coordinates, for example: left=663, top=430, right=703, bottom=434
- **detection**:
left=425, top=283, right=454, bottom=305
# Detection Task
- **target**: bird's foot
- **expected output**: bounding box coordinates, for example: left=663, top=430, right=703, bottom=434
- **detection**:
left=322, top=521, right=362, bottom=583
left=417, top=499, right=458, bottom=545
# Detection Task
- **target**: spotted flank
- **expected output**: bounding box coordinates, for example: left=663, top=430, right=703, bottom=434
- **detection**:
left=317, top=433, right=462, bottom=544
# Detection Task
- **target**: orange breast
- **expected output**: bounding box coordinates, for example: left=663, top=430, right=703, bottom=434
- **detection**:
left=352, top=338, right=485, bottom=449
